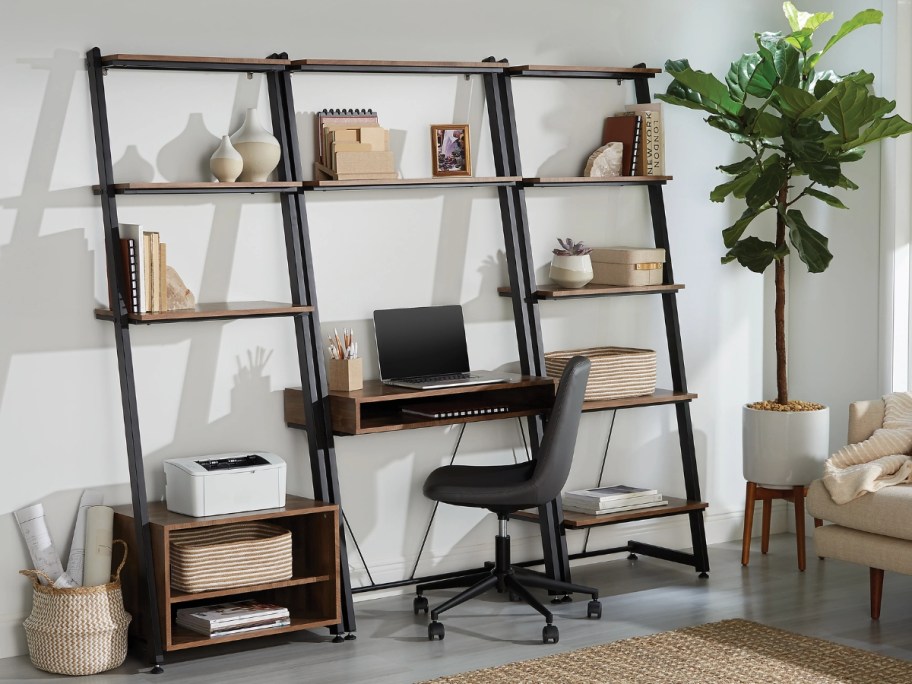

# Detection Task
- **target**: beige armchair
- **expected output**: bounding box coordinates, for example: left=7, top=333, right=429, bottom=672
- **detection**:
left=807, top=399, right=912, bottom=619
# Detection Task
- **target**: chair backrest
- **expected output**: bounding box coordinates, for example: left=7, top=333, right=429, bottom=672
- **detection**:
left=848, top=399, right=885, bottom=444
left=526, top=355, right=590, bottom=504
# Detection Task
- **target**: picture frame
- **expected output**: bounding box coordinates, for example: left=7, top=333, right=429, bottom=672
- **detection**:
left=430, top=124, right=471, bottom=177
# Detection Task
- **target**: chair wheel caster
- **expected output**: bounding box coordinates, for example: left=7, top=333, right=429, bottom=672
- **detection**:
left=542, top=623, right=559, bottom=644
left=428, top=621, right=445, bottom=640
left=587, top=599, right=602, bottom=619
left=414, top=595, right=429, bottom=615
left=627, top=553, right=638, bottom=560
left=550, top=594, right=572, bottom=604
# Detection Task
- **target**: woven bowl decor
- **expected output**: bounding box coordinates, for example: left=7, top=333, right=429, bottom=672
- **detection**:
left=19, top=540, right=131, bottom=676
left=545, top=347, right=656, bottom=401
left=169, top=521, right=292, bottom=593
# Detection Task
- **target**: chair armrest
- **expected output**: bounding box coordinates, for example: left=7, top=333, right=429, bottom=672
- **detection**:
left=848, top=399, right=885, bottom=444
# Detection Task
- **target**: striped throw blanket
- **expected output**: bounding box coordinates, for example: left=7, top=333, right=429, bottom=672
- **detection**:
left=823, top=392, right=912, bottom=504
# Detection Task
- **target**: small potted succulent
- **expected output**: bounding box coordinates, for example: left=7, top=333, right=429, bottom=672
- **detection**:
left=550, top=238, right=594, bottom=289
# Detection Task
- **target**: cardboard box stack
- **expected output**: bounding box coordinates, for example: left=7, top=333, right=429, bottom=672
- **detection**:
left=314, top=109, right=397, bottom=180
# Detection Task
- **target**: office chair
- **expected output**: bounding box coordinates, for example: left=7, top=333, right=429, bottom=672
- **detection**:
left=414, top=355, right=600, bottom=643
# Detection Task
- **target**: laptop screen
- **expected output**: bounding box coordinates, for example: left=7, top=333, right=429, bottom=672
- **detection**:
left=373, top=305, right=471, bottom=380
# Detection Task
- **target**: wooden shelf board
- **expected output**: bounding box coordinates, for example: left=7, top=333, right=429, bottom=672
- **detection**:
left=168, top=615, right=339, bottom=650
left=303, top=176, right=520, bottom=190
left=93, top=181, right=301, bottom=195
left=95, top=302, right=313, bottom=324
left=581, top=389, right=697, bottom=412
left=111, top=495, right=335, bottom=528
left=498, top=283, right=684, bottom=299
left=100, top=54, right=290, bottom=71
left=293, top=59, right=507, bottom=74
left=509, top=65, right=661, bottom=78
left=512, top=497, right=708, bottom=529
left=169, top=575, right=333, bottom=604
left=524, top=176, right=671, bottom=186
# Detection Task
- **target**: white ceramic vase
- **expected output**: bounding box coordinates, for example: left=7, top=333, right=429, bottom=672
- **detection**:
left=209, top=135, right=243, bottom=182
left=230, top=108, right=281, bottom=182
left=742, top=404, right=830, bottom=487
left=549, top=254, right=593, bottom=288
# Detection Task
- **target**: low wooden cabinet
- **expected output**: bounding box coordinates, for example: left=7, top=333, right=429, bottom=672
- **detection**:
left=113, top=495, right=340, bottom=652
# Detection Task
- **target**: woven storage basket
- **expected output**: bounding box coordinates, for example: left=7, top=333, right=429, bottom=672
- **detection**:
left=170, top=521, right=292, bottom=593
left=19, top=540, right=131, bottom=676
left=545, top=347, right=656, bottom=401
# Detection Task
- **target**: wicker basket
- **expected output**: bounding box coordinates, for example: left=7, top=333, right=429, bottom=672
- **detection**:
left=545, top=347, right=656, bottom=401
left=19, top=540, right=131, bottom=676
left=169, top=522, right=292, bottom=593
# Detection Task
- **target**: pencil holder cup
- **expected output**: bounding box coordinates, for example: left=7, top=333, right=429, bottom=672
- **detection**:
left=328, top=358, right=363, bottom=392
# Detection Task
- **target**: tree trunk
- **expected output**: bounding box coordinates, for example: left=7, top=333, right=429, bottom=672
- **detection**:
left=775, top=184, right=788, bottom=405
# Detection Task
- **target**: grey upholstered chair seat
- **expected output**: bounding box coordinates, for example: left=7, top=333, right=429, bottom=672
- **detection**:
left=423, top=461, right=538, bottom=510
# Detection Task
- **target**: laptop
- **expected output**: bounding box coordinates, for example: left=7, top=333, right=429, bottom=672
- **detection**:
left=373, top=305, right=509, bottom=390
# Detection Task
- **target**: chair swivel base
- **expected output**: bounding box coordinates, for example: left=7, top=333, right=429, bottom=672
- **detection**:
left=414, top=518, right=601, bottom=643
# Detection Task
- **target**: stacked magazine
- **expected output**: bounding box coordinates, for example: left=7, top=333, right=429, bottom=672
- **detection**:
left=562, top=484, right=667, bottom=515
left=176, top=599, right=290, bottom=638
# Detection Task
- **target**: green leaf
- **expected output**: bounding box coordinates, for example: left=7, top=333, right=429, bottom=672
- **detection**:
left=783, top=2, right=833, bottom=32
left=774, top=84, right=819, bottom=119
left=783, top=120, right=829, bottom=162
left=784, top=28, right=814, bottom=52
left=664, top=59, right=745, bottom=117
left=797, top=157, right=842, bottom=186
left=785, top=209, right=833, bottom=272
left=718, top=157, right=756, bottom=175
left=746, top=158, right=787, bottom=208
left=836, top=174, right=859, bottom=190
left=726, top=52, right=778, bottom=101
left=820, top=9, right=883, bottom=58
left=722, top=236, right=787, bottom=273
left=838, top=148, right=865, bottom=162
left=722, top=206, right=769, bottom=247
left=804, top=187, right=848, bottom=209
left=706, top=114, right=745, bottom=135
left=842, top=114, right=912, bottom=149
left=655, top=92, right=718, bottom=114
left=824, top=81, right=898, bottom=142
left=711, top=166, right=760, bottom=202
left=752, top=111, right=786, bottom=138
left=756, top=31, right=784, bottom=52
left=770, top=42, right=801, bottom=88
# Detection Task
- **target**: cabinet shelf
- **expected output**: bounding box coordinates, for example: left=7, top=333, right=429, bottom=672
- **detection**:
left=582, top=389, right=697, bottom=412
left=169, top=574, right=333, bottom=604
left=303, top=176, right=520, bottom=191
left=93, top=181, right=301, bottom=195
left=512, top=497, right=708, bottom=529
left=523, top=176, right=671, bottom=187
left=95, top=302, right=313, bottom=324
left=498, top=283, right=684, bottom=299
left=508, top=64, right=661, bottom=79
left=100, top=54, right=290, bottom=72
left=169, top=614, right=340, bottom=650
left=293, top=58, right=508, bottom=75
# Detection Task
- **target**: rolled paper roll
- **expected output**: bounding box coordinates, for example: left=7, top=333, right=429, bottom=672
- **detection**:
left=83, top=505, right=115, bottom=586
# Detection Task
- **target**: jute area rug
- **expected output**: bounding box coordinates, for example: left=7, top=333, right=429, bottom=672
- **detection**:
left=422, top=619, right=912, bottom=683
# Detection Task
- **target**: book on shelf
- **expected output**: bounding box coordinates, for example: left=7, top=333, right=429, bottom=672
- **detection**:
left=175, top=599, right=290, bottom=635
left=563, top=484, right=659, bottom=504
left=119, top=237, right=139, bottom=314
left=623, top=103, right=664, bottom=176
left=117, top=224, right=169, bottom=313
left=562, top=498, right=669, bottom=516
left=562, top=491, right=663, bottom=510
left=118, top=224, right=146, bottom=313
left=601, top=114, right=641, bottom=176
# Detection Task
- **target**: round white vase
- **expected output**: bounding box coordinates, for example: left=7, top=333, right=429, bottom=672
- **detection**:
left=549, top=254, right=593, bottom=288
left=230, top=108, right=281, bottom=182
left=209, top=135, right=243, bottom=182
left=742, top=404, right=830, bottom=487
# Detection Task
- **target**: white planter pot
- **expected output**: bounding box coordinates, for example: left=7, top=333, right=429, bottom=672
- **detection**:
left=549, top=254, right=593, bottom=288
left=742, top=404, right=830, bottom=487
left=230, top=108, right=281, bottom=182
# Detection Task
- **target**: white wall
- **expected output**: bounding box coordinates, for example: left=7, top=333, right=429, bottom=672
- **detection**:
left=0, top=0, right=888, bottom=658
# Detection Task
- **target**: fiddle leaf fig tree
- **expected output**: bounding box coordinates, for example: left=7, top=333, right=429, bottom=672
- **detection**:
left=657, top=3, right=912, bottom=407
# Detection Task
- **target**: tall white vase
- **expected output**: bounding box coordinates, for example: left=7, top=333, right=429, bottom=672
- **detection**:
left=230, top=108, right=281, bottom=182
left=742, top=405, right=830, bottom=487
left=209, top=135, right=243, bottom=182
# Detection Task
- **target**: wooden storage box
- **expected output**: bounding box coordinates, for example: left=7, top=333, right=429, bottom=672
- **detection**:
left=328, top=357, right=363, bottom=392
left=545, top=346, right=656, bottom=401
left=590, top=247, right=665, bottom=286
left=169, top=522, right=292, bottom=593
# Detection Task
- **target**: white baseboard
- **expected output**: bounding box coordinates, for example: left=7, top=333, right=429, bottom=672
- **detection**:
left=0, top=613, right=27, bottom=660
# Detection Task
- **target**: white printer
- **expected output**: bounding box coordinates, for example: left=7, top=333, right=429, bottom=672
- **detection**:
left=164, top=452, right=286, bottom=517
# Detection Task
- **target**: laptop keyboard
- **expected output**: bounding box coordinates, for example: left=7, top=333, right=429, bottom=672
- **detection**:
left=399, top=372, right=475, bottom=383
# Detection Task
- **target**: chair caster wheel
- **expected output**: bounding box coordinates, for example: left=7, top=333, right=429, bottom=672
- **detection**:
left=627, top=553, right=638, bottom=560
left=550, top=594, right=572, bottom=604
left=428, top=621, right=445, bottom=640
left=587, top=599, right=602, bottom=619
left=542, top=623, right=559, bottom=644
left=414, top=595, right=429, bottom=615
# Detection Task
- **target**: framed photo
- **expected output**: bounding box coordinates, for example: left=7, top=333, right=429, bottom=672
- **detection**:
left=430, top=124, right=471, bottom=177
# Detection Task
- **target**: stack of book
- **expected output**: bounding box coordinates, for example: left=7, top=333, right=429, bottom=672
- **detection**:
left=175, top=599, right=290, bottom=638
left=561, top=484, right=667, bottom=516
left=118, top=223, right=168, bottom=313
left=601, top=102, right=665, bottom=176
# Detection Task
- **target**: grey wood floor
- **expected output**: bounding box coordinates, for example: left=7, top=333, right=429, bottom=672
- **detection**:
left=3, top=533, right=911, bottom=683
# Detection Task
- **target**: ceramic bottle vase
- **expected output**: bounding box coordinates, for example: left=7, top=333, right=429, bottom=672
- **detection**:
left=230, top=108, right=281, bottom=182
left=209, top=135, right=243, bottom=182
